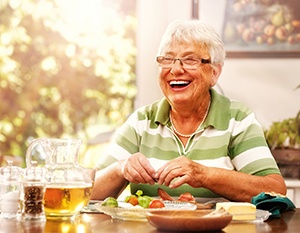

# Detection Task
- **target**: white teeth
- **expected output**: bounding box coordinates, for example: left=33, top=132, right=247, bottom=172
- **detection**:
left=170, top=80, right=190, bottom=85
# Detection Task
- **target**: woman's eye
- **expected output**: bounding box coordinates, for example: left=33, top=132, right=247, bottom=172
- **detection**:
left=184, top=58, right=197, bottom=63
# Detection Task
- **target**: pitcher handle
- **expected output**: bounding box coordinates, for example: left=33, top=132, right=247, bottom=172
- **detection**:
left=25, top=138, right=43, bottom=167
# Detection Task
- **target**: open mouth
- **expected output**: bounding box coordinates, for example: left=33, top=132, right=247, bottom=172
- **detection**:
left=169, top=80, right=191, bottom=88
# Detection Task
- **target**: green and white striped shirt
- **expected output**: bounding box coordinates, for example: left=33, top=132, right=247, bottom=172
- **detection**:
left=96, top=89, right=280, bottom=197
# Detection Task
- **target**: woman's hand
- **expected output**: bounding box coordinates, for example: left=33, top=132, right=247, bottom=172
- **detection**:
left=120, top=152, right=157, bottom=185
left=155, top=156, right=287, bottom=202
left=156, top=156, right=206, bottom=189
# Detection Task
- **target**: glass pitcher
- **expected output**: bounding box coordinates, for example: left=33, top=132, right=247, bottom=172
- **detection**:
left=26, top=138, right=93, bottom=220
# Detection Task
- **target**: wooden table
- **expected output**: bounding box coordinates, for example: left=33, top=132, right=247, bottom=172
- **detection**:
left=0, top=209, right=299, bottom=233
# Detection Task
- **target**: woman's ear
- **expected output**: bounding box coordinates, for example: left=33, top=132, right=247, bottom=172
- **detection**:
left=210, top=64, right=222, bottom=87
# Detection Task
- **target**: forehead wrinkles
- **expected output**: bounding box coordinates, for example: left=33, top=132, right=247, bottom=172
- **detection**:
left=163, top=39, right=209, bottom=57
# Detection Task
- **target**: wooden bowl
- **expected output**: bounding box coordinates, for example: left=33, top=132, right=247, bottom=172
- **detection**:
left=146, top=210, right=232, bottom=232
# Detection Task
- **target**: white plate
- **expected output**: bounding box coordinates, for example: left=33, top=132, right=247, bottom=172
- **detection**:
left=81, top=200, right=101, bottom=213
left=94, top=201, right=197, bottom=221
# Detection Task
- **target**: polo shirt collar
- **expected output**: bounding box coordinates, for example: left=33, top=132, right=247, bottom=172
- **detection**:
left=154, top=88, right=231, bottom=130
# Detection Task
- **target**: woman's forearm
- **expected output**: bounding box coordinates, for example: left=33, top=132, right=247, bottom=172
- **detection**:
left=202, top=167, right=286, bottom=202
left=91, top=161, right=128, bottom=200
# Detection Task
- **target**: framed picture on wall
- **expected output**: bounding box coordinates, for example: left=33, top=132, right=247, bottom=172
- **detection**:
left=218, top=0, right=300, bottom=58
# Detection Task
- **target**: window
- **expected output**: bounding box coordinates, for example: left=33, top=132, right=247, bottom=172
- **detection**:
left=0, top=0, right=137, bottom=167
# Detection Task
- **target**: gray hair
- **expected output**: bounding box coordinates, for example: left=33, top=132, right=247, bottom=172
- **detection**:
left=157, top=19, right=226, bottom=66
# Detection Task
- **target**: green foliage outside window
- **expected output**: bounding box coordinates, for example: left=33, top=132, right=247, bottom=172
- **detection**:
left=0, top=0, right=137, bottom=166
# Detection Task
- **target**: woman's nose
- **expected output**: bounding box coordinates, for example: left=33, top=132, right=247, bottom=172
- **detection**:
left=170, top=60, right=184, bottom=75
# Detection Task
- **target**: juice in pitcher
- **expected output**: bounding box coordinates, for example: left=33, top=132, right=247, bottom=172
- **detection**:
left=44, top=185, right=92, bottom=218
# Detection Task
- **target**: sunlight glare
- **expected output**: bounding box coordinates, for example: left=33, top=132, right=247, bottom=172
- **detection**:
left=54, top=0, right=122, bottom=48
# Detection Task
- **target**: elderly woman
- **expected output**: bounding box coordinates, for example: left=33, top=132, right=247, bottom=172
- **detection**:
left=91, top=19, right=286, bottom=202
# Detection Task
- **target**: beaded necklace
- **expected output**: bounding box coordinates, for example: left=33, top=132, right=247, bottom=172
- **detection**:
left=169, top=100, right=210, bottom=138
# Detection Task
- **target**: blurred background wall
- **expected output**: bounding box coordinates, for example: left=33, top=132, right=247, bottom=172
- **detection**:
left=135, top=0, right=300, bottom=129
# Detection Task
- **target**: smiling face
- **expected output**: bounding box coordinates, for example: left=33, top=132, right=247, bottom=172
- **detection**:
left=158, top=39, right=221, bottom=110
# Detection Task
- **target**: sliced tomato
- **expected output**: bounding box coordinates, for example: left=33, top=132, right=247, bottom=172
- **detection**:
left=178, top=192, right=196, bottom=203
left=149, top=199, right=165, bottom=208
left=157, top=188, right=174, bottom=201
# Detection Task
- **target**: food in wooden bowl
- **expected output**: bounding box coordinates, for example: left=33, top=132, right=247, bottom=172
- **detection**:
left=146, top=209, right=232, bottom=232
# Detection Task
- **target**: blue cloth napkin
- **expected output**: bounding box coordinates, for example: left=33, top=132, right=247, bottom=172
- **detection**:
left=251, top=192, right=296, bottom=218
